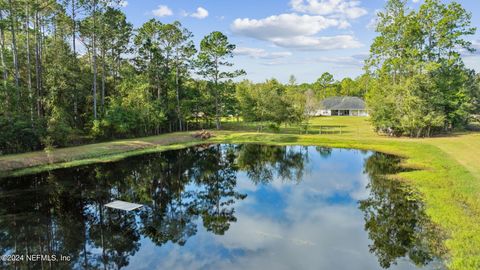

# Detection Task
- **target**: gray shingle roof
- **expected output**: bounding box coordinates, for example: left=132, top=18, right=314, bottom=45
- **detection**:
left=321, top=96, right=366, bottom=110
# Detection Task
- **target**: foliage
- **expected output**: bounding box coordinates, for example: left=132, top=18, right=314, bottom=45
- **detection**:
left=236, top=79, right=303, bottom=129
left=366, top=0, right=478, bottom=137
left=367, top=74, right=446, bottom=137
left=92, top=74, right=165, bottom=138
left=0, top=114, right=42, bottom=154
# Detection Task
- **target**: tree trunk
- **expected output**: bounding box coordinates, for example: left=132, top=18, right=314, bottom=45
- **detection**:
left=175, top=51, right=181, bottom=131
left=0, top=11, right=8, bottom=115
left=111, top=47, right=116, bottom=86
left=156, top=73, right=161, bottom=100
left=214, top=83, right=220, bottom=129
left=72, top=0, right=76, bottom=54
left=72, top=0, right=78, bottom=123
left=116, top=51, right=121, bottom=81
left=25, top=3, right=34, bottom=123
left=214, top=58, right=221, bottom=130
left=101, top=48, right=105, bottom=115
left=0, top=11, right=8, bottom=86
left=92, top=0, right=98, bottom=120
left=8, top=0, right=20, bottom=89
left=34, top=1, right=43, bottom=117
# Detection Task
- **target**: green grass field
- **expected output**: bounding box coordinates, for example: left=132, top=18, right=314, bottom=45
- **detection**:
left=0, top=116, right=479, bottom=269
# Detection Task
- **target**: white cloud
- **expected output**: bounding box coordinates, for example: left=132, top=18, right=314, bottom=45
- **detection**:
left=472, top=39, right=480, bottom=52
left=152, top=5, right=173, bottom=17
left=191, top=7, right=209, bottom=19
left=463, top=40, right=480, bottom=72
left=460, top=39, right=480, bottom=57
left=181, top=7, right=210, bottom=19
left=231, top=13, right=361, bottom=51
left=290, top=0, right=367, bottom=19
left=233, top=14, right=342, bottom=39
left=234, top=47, right=292, bottom=59
left=412, top=0, right=421, bottom=3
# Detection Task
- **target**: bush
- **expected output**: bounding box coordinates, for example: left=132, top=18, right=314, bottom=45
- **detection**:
left=0, top=115, right=43, bottom=154
left=268, top=123, right=280, bottom=133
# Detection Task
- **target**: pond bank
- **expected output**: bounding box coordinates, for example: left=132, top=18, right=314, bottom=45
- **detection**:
left=0, top=132, right=203, bottom=177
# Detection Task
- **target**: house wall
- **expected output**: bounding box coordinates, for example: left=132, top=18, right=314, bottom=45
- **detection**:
left=350, top=110, right=369, bottom=116
left=311, top=109, right=331, bottom=116
left=358, top=110, right=369, bottom=116
left=320, top=110, right=331, bottom=116
left=349, top=110, right=368, bottom=116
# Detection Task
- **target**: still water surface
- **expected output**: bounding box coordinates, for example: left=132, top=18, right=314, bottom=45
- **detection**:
left=0, top=144, right=444, bottom=270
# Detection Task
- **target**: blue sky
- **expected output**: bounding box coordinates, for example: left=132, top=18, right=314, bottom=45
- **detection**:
left=117, top=0, right=480, bottom=83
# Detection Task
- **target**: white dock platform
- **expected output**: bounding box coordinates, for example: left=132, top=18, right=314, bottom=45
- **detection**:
left=105, top=200, right=143, bottom=211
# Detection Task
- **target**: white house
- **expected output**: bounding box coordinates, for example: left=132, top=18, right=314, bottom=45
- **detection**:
left=314, top=96, right=369, bottom=117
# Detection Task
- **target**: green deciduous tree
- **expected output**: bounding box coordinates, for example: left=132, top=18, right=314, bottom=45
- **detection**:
left=236, top=79, right=302, bottom=131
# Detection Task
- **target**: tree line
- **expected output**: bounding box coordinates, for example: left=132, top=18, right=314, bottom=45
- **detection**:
left=0, top=0, right=368, bottom=154
left=0, top=0, right=243, bottom=154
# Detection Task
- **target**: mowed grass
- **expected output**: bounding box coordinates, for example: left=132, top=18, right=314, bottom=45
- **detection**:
left=425, top=133, right=480, bottom=180
left=0, top=116, right=479, bottom=269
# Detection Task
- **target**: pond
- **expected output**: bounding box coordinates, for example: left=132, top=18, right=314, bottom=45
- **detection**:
left=0, top=144, right=445, bottom=270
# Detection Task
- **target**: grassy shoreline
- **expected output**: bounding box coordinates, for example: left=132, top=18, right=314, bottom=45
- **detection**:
left=0, top=117, right=479, bottom=269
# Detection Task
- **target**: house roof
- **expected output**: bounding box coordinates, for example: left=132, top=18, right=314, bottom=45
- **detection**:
left=321, top=96, right=366, bottom=110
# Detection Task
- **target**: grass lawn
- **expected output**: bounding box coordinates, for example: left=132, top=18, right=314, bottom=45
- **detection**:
left=0, top=116, right=479, bottom=269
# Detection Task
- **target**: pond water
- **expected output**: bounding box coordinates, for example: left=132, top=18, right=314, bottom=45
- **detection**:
left=0, top=144, right=445, bottom=270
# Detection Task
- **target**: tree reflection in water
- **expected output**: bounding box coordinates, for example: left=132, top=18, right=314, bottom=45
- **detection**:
left=235, top=144, right=307, bottom=184
left=359, top=152, right=446, bottom=269
left=0, top=144, right=444, bottom=269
